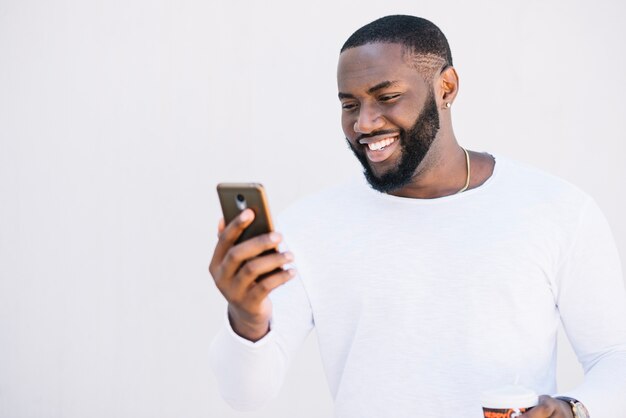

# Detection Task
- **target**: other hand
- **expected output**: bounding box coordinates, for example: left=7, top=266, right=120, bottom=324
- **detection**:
left=520, top=395, right=573, bottom=418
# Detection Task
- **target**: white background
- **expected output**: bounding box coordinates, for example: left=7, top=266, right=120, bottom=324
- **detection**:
left=1, top=1, right=625, bottom=417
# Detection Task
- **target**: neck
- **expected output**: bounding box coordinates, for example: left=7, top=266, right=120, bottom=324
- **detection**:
left=387, top=131, right=470, bottom=199
left=389, top=152, right=467, bottom=198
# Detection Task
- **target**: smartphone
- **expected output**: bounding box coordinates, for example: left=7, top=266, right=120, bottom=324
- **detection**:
left=217, top=183, right=280, bottom=280
left=217, top=182, right=275, bottom=245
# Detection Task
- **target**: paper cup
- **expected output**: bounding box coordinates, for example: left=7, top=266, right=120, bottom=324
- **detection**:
left=481, top=385, right=538, bottom=418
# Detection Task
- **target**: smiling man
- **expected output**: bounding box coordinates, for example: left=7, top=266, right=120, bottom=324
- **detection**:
left=209, top=15, right=626, bottom=418
left=338, top=40, right=495, bottom=197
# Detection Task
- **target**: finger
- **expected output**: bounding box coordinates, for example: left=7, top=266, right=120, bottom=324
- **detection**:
left=234, top=251, right=294, bottom=288
left=219, top=232, right=284, bottom=282
left=249, top=268, right=297, bottom=303
left=209, top=217, right=228, bottom=278
left=210, top=209, right=255, bottom=272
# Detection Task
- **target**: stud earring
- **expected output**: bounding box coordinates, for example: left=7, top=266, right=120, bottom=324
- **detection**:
left=445, top=102, right=451, bottom=109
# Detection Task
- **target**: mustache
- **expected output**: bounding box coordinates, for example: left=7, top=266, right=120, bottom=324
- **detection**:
left=354, top=129, right=402, bottom=143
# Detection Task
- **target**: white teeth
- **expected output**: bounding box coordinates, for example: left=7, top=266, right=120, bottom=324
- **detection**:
left=367, top=137, right=397, bottom=151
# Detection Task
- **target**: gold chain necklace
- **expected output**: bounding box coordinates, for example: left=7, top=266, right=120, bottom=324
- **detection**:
left=456, top=148, right=471, bottom=194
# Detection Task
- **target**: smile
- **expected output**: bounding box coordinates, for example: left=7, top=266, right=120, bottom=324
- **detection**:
left=367, top=137, right=397, bottom=151
left=359, top=135, right=399, bottom=151
left=358, top=134, right=400, bottom=163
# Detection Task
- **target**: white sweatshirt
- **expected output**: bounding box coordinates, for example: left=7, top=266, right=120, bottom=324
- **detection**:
left=210, top=156, right=626, bottom=418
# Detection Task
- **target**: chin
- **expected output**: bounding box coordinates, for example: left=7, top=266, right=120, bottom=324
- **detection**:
left=368, top=161, right=396, bottom=178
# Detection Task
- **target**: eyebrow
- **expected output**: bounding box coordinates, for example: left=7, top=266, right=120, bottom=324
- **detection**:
left=338, top=80, right=400, bottom=100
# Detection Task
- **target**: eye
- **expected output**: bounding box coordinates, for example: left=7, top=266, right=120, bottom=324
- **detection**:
left=341, top=102, right=358, bottom=112
left=379, top=94, right=400, bottom=103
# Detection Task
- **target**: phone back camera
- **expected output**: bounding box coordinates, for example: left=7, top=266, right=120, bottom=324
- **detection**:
left=235, top=194, right=247, bottom=211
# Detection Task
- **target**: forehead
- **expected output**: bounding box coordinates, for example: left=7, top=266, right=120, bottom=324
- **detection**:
left=337, top=42, right=426, bottom=93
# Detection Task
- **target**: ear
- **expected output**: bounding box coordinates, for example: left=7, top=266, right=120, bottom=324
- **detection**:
left=436, top=66, right=459, bottom=109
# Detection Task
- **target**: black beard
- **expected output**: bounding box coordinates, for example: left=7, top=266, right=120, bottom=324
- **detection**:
left=347, top=92, right=440, bottom=193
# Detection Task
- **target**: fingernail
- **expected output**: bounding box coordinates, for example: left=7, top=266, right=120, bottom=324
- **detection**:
left=240, top=209, right=253, bottom=221
left=269, top=232, right=281, bottom=243
left=284, top=252, right=294, bottom=262
left=288, top=269, right=297, bottom=277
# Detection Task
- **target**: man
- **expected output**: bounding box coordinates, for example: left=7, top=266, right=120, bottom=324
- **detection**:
left=209, top=15, right=626, bottom=418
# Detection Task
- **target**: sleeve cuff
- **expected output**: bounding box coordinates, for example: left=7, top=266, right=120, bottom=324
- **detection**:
left=223, top=309, right=275, bottom=348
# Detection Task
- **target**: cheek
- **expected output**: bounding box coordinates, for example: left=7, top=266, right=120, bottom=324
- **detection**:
left=387, top=103, right=419, bottom=128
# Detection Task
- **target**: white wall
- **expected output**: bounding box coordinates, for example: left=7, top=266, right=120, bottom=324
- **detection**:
left=1, top=1, right=625, bottom=417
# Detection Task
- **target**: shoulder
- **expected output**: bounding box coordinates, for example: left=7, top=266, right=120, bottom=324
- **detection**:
left=275, top=177, right=372, bottom=240
left=493, top=155, right=592, bottom=208
left=278, top=178, right=366, bottom=222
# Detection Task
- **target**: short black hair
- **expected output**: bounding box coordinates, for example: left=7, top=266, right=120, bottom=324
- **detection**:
left=341, top=15, right=453, bottom=79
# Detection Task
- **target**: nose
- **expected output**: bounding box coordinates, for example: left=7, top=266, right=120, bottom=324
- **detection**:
left=353, top=104, right=385, bottom=134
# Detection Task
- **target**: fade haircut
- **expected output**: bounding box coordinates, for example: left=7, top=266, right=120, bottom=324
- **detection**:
left=340, top=15, right=453, bottom=81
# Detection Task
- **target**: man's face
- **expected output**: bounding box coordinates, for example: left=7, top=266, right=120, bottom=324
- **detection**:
left=337, top=43, right=440, bottom=193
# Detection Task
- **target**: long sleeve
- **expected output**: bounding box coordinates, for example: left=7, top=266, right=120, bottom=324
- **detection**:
left=555, top=198, right=626, bottom=418
left=209, top=271, right=314, bottom=410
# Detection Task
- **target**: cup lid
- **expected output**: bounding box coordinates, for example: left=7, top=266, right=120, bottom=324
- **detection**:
left=480, top=385, right=539, bottom=409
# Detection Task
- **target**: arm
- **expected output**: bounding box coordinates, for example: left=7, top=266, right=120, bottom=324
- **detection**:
left=523, top=198, right=626, bottom=418
left=208, top=210, right=314, bottom=410
left=552, top=198, right=626, bottom=417
left=209, top=274, right=313, bottom=410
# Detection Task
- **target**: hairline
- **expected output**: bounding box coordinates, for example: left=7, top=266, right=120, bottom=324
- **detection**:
left=340, top=41, right=448, bottom=83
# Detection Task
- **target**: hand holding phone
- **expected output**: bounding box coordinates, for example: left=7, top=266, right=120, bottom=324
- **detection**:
left=209, top=183, right=296, bottom=342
